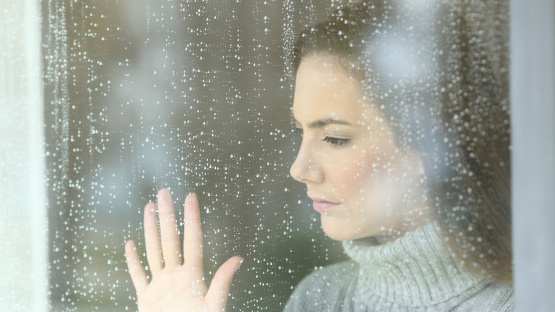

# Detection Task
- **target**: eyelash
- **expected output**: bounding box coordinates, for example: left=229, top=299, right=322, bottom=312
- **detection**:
left=292, top=128, right=350, bottom=148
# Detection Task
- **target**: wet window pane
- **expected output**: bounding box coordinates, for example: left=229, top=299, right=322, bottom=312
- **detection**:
left=1, top=0, right=526, bottom=311
left=42, top=1, right=343, bottom=311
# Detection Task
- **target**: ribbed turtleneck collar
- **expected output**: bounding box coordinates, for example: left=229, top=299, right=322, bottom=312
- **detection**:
left=342, top=222, right=487, bottom=307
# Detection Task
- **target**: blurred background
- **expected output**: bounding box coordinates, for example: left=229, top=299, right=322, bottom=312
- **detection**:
left=41, top=0, right=347, bottom=310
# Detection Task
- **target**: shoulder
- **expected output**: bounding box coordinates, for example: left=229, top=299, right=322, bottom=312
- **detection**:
left=283, top=260, right=358, bottom=312
left=452, top=281, right=514, bottom=311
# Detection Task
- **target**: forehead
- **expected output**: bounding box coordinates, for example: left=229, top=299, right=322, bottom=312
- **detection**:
left=292, top=56, right=371, bottom=123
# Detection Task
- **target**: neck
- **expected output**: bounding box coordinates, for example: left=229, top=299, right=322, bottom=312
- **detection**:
left=375, top=200, right=433, bottom=245
left=343, top=222, right=487, bottom=306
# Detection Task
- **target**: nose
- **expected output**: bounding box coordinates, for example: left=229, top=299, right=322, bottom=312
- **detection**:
left=290, top=141, right=324, bottom=184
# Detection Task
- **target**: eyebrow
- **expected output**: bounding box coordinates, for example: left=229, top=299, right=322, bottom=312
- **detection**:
left=292, top=115, right=352, bottom=128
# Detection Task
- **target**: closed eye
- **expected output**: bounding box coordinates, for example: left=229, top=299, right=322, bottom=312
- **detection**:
left=323, top=136, right=350, bottom=147
left=292, top=128, right=349, bottom=147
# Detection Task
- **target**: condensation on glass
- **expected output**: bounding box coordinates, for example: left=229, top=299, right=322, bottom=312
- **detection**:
left=42, top=1, right=337, bottom=311
left=0, top=0, right=512, bottom=311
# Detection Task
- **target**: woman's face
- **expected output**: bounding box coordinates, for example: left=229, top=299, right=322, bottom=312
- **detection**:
left=290, top=56, right=430, bottom=243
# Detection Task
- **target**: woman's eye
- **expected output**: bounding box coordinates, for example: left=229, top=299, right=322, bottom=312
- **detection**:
left=292, top=128, right=348, bottom=147
left=323, top=136, right=350, bottom=147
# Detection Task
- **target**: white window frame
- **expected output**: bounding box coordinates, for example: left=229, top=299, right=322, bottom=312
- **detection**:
left=511, top=0, right=555, bottom=310
left=0, top=0, right=47, bottom=311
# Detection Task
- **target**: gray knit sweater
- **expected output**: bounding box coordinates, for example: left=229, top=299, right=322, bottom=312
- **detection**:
left=283, top=222, right=513, bottom=311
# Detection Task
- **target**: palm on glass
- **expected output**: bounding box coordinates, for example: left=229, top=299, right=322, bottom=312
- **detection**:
left=125, top=189, right=243, bottom=312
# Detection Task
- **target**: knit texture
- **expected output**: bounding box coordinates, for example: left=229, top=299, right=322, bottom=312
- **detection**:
left=283, top=222, right=513, bottom=311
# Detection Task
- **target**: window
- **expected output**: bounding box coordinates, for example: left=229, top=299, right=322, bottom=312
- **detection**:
left=41, top=1, right=343, bottom=311
left=1, top=0, right=554, bottom=311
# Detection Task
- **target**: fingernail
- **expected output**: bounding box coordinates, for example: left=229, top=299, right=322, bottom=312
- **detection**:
left=188, top=193, right=197, bottom=202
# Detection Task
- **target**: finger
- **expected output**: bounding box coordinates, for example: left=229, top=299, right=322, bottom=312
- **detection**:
left=125, top=240, right=148, bottom=294
left=144, top=202, right=164, bottom=274
left=206, top=256, right=243, bottom=310
left=183, top=194, right=204, bottom=272
left=158, top=188, right=182, bottom=266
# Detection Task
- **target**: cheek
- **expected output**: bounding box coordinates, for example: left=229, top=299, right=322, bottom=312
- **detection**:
left=331, top=149, right=377, bottom=193
left=338, top=149, right=400, bottom=200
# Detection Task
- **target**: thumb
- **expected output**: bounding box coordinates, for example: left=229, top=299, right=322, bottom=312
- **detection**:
left=205, top=256, right=243, bottom=310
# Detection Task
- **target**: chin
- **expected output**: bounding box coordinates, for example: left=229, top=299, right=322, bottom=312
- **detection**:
left=322, top=229, right=351, bottom=241
left=320, top=216, right=373, bottom=241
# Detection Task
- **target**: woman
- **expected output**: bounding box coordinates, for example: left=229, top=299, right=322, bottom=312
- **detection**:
left=125, top=1, right=513, bottom=311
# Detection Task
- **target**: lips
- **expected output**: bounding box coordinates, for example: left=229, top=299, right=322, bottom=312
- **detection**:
left=310, top=196, right=340, bottom=212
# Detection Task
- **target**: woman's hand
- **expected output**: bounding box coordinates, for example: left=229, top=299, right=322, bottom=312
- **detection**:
left=125, top=189, right=243, bottom=312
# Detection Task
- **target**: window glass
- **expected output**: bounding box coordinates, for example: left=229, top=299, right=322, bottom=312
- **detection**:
left=0, top=0, right=511, bottom=311
left=43, top=1, right=344, bottom=310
